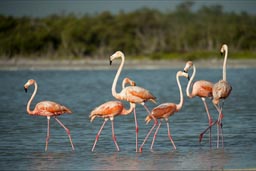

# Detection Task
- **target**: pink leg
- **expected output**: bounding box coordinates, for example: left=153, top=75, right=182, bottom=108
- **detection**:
left=111, top=119, right=120, bottom=151
left=201, top=98, right=212, bottom=147
left=54, top=117, right=75, bottom=151
left=91, top=119, right=107, bottom=152
left=139, top=120, right=158, bottom=152
left=133, top=108, right=139, bottom=152
left=45, top=116, right=51, bottom=151
left=150, top=121, right=162, bottom=150
left=166, top=120, right=176, bottom=150
left=214, top=104, right=224, bottom=148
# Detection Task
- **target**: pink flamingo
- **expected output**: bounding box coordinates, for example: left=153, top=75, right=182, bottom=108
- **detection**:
left=139, top=71, right=189, bottom=152
left=24, top=79, right=75, bottom=151
left=90, top=77, right=136, bottom=152
left=110, top=51, right=157, bottom=152
left=183, top=61, right=214, bottom=146
left=200, top=44, right=232, bottom=148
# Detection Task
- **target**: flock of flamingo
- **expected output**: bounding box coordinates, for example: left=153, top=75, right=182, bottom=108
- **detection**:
left=24, top=44, right=232, bottom=152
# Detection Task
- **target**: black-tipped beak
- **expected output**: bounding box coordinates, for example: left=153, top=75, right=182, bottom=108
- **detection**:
left=24, top=87, right=28, bottom=93
left=220, top=52, right=224, bottom=56
left=109, top=60, right=112, bottom=65
left=187, top=75, right=190, bottom=81
left=183, top=70, right=188, bottom=73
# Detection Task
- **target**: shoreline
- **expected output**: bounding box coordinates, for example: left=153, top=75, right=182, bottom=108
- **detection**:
left=0, top=58, right=256, bottom=70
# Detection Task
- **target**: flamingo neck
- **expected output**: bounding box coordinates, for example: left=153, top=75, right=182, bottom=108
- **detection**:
left=223, top=47, right=228, bottom=81
left=27, top=82, right=37, bottom=115
left=111, top=54, right=124, bottom=99
left=176, top=74, right=184, bottom=112
left=121, top=103, right=135, bottom=115
left=186, top=65, right=196, bottom=98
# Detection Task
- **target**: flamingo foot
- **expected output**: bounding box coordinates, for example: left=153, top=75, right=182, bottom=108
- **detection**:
left=139, top=147, right=143, bottom=153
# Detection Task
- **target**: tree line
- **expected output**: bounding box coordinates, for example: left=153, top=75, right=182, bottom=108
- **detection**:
left=0, top=2, right=255, bottom=60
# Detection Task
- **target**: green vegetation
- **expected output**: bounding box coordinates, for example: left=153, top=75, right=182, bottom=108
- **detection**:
left=0, top=1, right=255, bottom=60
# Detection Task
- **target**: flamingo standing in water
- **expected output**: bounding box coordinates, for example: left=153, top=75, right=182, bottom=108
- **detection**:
left=183, top=61, right=214, bottom=146
left=200, top=44, right=232, bottom=148
left=24, top=79, right=75, bottom=151
left=90, top=77, right=136, bottom=152
left=110, top=51, right=157, bottom=152
left=139, top=71, right=188, bottom=152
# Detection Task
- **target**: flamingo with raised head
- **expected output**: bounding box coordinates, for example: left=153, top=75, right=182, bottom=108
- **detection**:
left=24, top=79, right=75, bottom=151
left=139, top=71, right=188, bottom=152
left=200, top=44, right=232, bottom=148
left=110, top=51, right=157, bottom=152
left=183, top=61, right=214, bottom=146
left=90, top=77, right=136, bottom=152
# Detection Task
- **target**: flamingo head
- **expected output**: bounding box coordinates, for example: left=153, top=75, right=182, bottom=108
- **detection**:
left=183, top=61, right=193, bottom=73
left=220, top=44, right=228, bottom=55
left=24, top=79, right=35, bottom=92
left=109, top=51, right=124, bottom=65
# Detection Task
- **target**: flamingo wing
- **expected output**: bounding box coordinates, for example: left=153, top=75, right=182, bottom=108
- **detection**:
left=151, top=103, right=176, bottom=118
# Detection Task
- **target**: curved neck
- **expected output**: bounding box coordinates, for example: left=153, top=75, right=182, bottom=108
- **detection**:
left=223, top=47, right=228, bottom=81
left=27, top=82, right=37, bottom=115
left=186, top=65, right=196, bottom=98
left=176, top=74, right=184, bottom=111
left=121, top=103, right=135, bottom=115
left=111, top=54, right=124, bottom=99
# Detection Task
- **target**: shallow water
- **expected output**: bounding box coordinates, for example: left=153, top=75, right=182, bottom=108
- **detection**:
left=0, top=68, right=255, bottom=170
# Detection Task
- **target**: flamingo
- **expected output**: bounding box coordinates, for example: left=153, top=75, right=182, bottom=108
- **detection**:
left=183, top=61, right=214, bottom=146
left=89, top=77, right=136, bottom=152
left=139, top=71, right=189, bottom=152
left=109, top=51, right=157, bottom=152
left=200, top=44, right=232, bottom=148
left=24, top=79, right=75, bottom=151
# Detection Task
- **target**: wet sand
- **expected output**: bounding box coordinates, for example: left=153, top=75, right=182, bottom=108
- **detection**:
left=0, top=58, right=255, bottom=70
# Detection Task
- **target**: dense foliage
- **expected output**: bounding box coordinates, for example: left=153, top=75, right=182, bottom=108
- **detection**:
left=0, top=2, right=255, bottom=59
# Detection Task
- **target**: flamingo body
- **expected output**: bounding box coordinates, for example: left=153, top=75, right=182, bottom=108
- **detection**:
left=212, top=80, right=232, bottom=105
left=145, top=103, right=176, bottom=124
left=90, top=101, right=127, bottom=122
left=119, top=86, right=156, bottom=104
left=190, top=80, right=213, bottom=98
left=32, top=101, right=72, bottom=117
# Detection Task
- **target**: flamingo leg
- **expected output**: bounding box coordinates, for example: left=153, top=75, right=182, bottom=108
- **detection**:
left=150, top=121, right=162, bottom=150
left=111, top=119, right=120, bottom=151
left=139, top=120, right=158, bottom=152
left=133, top=108, right=139, bottom=152
left=45, top=116, right=51, bottom=151
left=166, top=119, right=176, bottom=150
left=201, top=97, right=212, bottom=147
left=214, top=104, right=224, bottom=148
left=54, top=117, right=75, bottom=151
left=92, top=119, right=107, bottom=152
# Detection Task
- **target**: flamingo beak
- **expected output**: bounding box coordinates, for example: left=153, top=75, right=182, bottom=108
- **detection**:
left=220, top=52, right=224, bottom=56
left=24, top=87, right=28, bottom=93
left=109, top=60, right=112, bottom=65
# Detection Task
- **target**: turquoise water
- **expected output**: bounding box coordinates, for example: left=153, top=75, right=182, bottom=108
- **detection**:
left=0, top=68, right=255, bottom=170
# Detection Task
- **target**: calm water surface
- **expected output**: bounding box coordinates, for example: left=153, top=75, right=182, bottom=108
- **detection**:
left=0, top=68, right=255, bottom=170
